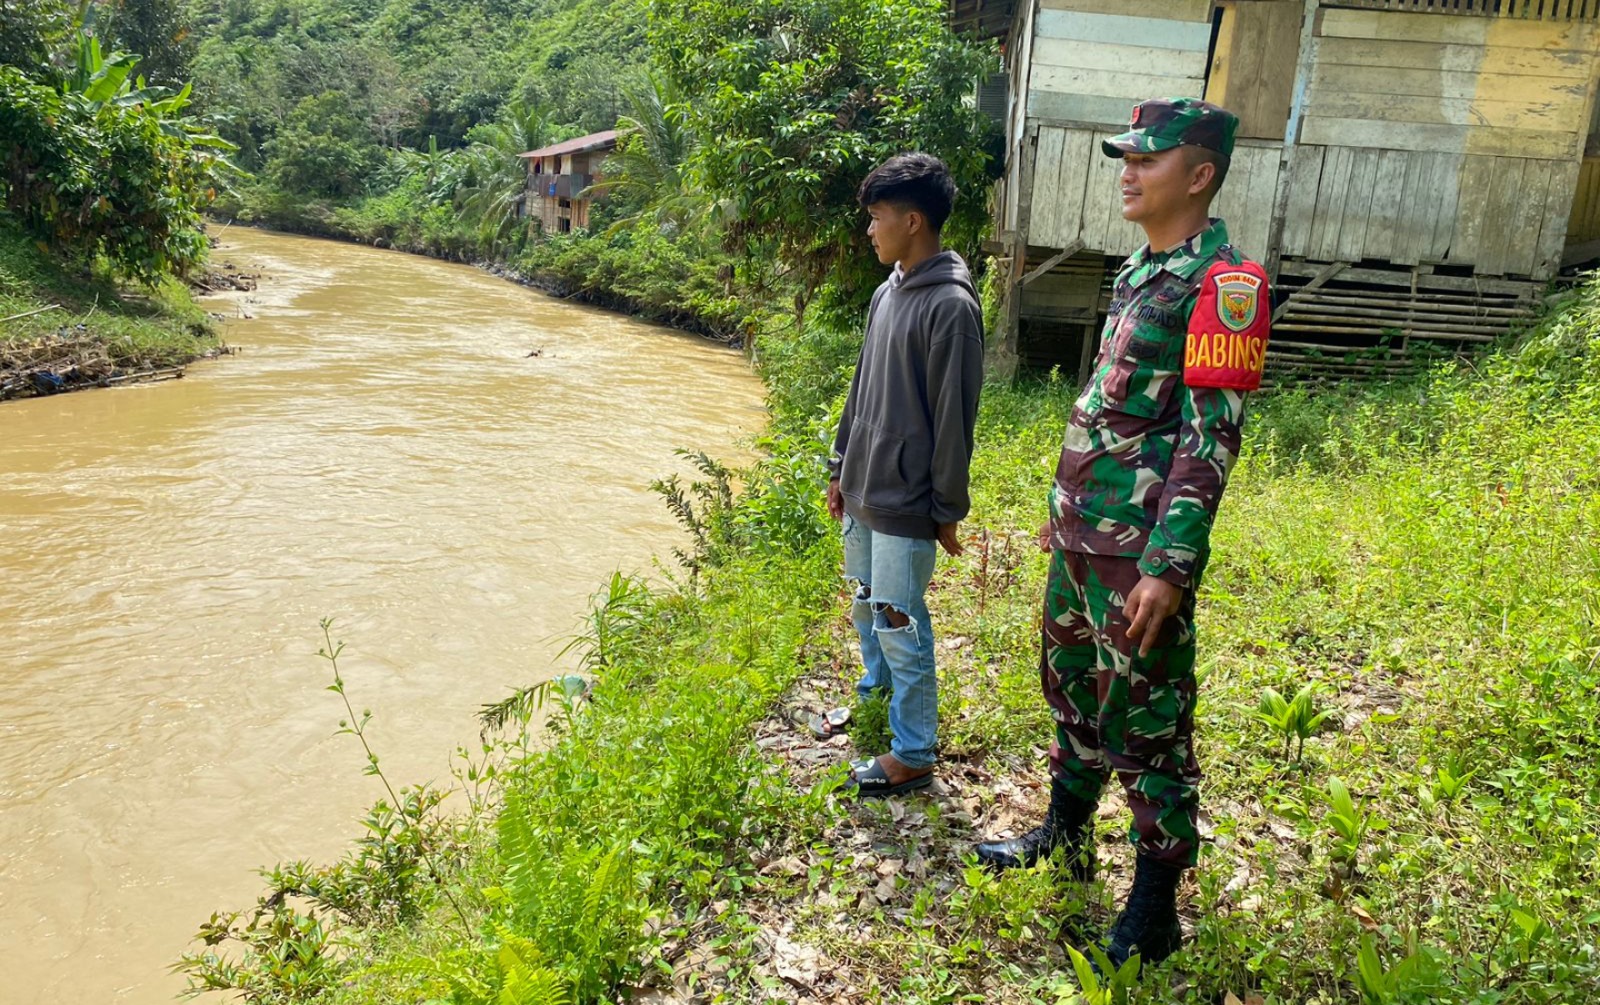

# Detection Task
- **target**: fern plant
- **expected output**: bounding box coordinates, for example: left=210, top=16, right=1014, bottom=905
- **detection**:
left=494, top=795, right=649, bottom=1002
left=381, top=936, right=570, bottom=1005
left=479, top=572, right=649, bottom=732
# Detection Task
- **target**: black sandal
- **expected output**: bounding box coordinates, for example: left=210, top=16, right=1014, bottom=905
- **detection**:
left=808, top=706, right=851, bottom=739
left=847, top=756, right=933, bottom=798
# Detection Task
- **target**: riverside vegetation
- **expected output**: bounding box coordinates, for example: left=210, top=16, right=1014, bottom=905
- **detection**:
left=183, top=0, right=999, bottom=341
left=0, top=216, right=217, bottom=398
left=1, top=3, right=232, bottom=397
left=177, top=275, right=1600, bottom=1003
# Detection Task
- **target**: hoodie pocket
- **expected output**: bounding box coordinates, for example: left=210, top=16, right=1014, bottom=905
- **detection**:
left=843, top=418, right=917, bottom=511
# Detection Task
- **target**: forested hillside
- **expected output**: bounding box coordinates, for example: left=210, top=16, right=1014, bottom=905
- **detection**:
left=188, top=0, right=646, bottom=176
left=180, top=0, right=998, bottom=339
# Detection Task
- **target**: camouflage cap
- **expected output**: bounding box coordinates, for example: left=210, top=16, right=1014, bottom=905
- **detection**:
left=1101, top=97, right=1237, bottom=160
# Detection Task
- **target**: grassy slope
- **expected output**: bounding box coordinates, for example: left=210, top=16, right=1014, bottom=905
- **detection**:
left=0, top=215, right=216, bottom=396
left=181, top=282, right=1600, bottom=1004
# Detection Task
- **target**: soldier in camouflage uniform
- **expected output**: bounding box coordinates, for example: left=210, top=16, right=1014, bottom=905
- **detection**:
left=976, top=98, right=1271, bottom=971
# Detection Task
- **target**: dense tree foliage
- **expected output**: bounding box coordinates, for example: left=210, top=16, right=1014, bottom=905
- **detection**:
left=185, top=0, right=646, bottom=170
left=651, top=0, right=1001, bottom=315
left=101, top=0, right=197, bottom=85
left=262, top=91, right=386, bottom=198
left=0, top=4, right=232, bottom=281
left=176, top=0, right=649, bottom=252
left=0, top=0, right=72, bottom=72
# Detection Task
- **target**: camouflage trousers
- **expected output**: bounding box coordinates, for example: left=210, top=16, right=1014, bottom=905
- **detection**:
left=1042, top=550, right=1202, bottom=869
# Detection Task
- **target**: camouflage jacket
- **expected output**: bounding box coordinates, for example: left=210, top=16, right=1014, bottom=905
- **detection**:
left=1047, top=219, right=1256, bottom=589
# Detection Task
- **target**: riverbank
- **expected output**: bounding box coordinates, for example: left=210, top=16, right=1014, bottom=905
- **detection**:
left=0, top=216, right=226, bottom=401
left=179, top=271, right=1600, bottom=1004
left=2, top=225, right=768, bottom=1005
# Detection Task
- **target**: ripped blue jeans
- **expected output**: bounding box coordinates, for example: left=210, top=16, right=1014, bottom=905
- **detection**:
left=842, top=512, right=939, bottom=770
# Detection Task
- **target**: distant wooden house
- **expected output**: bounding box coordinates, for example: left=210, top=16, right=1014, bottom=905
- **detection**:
left=518, top=130, right=619, bottom=234
left=956, top=0, right=1600, bottom=380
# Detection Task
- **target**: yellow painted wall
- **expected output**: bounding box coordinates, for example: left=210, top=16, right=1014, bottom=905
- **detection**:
left=1205, top=0, right=1301, bottom=140
left=1303, top=8, right=1599, bottom=161
left=1569, top=157, right=1600, bottom=244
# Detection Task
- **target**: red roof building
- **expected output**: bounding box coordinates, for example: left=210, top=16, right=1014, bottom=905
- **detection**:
left=518, top=129, right=620, bottom=233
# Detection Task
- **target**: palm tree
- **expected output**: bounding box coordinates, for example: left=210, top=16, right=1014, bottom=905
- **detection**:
left=588, top=75, right=706, bottom=235
left=454, top=98, right=559, bottom=253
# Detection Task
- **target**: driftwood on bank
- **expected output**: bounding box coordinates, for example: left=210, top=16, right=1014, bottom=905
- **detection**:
left=187, top=265, right=260, bottom=294
left=0, top=327, right=231, bottom=401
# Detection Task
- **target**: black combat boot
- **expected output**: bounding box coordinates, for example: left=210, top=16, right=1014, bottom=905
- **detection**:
left=1102, top=854, right=1184, bottom=969
left=975, top=778, right=1096, bottom=881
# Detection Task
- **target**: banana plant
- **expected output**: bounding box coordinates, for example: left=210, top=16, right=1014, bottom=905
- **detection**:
left=64, top=24, right=240, bottom=185
left=65, top=32, right=140, bottom=104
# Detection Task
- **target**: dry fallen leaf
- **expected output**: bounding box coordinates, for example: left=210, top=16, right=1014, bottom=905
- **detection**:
left=1350, top=902, right=1380, bottom=932
left=759, top=856, right=805, bottom=877
left=772, top=935, right=819, bottom=988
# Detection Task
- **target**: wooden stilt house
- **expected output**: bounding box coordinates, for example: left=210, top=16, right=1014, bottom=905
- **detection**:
left=957, top=0, right=1600, bottom=380
left=518, top=130, right=619, bottom=234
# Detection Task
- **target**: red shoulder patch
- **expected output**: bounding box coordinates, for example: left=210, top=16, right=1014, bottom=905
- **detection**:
left=1185, top=260, right=1271, bottom=391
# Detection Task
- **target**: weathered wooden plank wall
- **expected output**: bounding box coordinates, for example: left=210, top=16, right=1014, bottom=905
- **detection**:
left=999, top=0, right=1036, bottom=236
left=1325, top=0, right=1600, bottom=20
left=1027, top=0, right=1212, bottom=126
left=1282, top=8, right=1600, bottom=277
left=1030, top=127, right=1282, bottom=259
left=1302, top=10, right=1596, bottom=158
left=1280, top=145, right=1578, bottom=275
left=1205, top=0, right=1301, bottom=140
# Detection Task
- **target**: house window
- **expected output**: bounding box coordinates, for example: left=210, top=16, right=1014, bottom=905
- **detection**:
left=976, top=71, right=1007, bottom=125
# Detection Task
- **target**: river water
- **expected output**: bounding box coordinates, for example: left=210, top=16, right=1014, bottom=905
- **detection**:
left=0, top=228, right=765, bottom=1004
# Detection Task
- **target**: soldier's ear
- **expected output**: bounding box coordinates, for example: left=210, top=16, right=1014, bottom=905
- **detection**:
left=1188, top=159, right=1216, bottom=197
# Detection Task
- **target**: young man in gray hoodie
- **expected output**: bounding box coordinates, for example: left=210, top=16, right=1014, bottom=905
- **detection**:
left=825, top=153, right=985, bottom=796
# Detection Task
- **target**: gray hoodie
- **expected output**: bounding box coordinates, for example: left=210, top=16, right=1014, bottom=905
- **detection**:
left=828, top=250, right=985, bottom=539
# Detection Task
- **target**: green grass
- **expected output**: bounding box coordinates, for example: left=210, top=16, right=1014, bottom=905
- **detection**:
left=0, top=213, right=216, bottom=391
left=176, top=278, right=1600, bottom=1005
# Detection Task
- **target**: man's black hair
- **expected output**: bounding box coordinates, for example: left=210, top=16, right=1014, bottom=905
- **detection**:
left=857, top=153, right=958, bottom=232
left=1183, top=145, right=1230, bottom=197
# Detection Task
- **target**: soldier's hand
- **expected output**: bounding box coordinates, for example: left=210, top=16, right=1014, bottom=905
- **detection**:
left=827, top=480, right=844, bottom=521
left=937, top=522, right=964, bottom=556
left=1124, top=575, right=1183, bottom=659
left=1037, top=521, right=1053, bottom=552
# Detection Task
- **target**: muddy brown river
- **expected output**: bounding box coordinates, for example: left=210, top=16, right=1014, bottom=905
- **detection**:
left=0, top=228, right=764, bottom=1003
